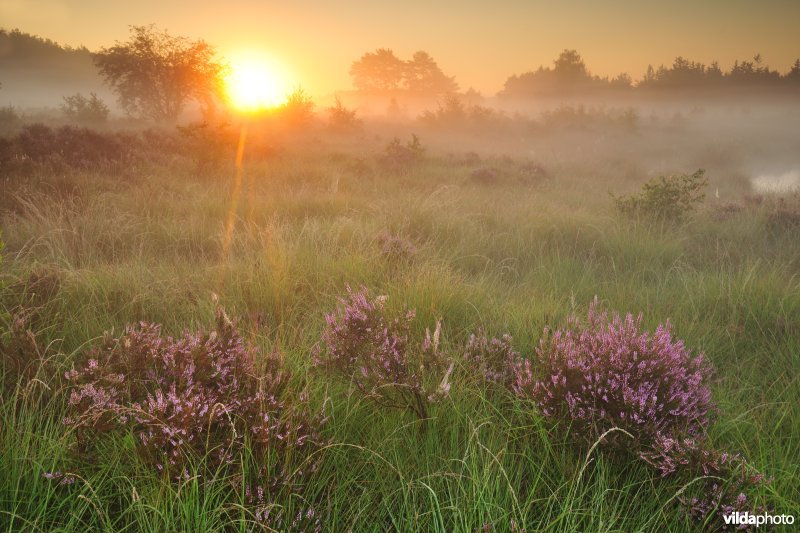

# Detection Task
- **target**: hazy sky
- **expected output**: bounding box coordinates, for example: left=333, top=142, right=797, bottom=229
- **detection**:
left=2, top=0, right=799, bottom=97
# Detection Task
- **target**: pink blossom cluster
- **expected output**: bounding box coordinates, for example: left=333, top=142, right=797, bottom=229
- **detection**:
left=641, top=433, right=769, bottom=528
left=316, top=285, right=450, bottom=420
left=513, top=299, right=714, bottom=446
left=463, top=331, right=520, bottom=388
left=62, top=306, right=324, bottom=499
left=511, top=298, right=768, bottom=526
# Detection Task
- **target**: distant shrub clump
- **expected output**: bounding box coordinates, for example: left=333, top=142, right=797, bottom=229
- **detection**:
left=381, top=134, right=425, bottom=173
left=468, top=160, right=548, bottom=186
left=614, top=169, right=707, bottom=223
left=61, top=92, right=110, bottom=123
left=63, top=305, right=325, bottom=500
left=327, top=97, right=361, bottom=132
left=0, top=106, right=21, bottom=130
left=764, top=194, right=800, bottom=234
left=7, top=124, right=130, bottom=172
left=316, top=285, right=451, bottom=421
left=513, top=298, right=714, bottom=448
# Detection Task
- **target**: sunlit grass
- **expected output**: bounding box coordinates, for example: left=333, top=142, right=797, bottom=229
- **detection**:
left=1, top=135, right=798, bottom=530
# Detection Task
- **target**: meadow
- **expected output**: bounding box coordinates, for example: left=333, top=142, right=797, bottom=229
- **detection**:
left=1, top=107, right=799, bottom=531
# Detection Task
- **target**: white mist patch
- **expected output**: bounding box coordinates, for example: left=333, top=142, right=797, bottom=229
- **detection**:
left=751, top=170, right=800, bottom=194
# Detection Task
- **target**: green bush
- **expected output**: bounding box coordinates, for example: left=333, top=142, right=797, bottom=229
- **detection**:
left=614, top=169, right=707, bottom=223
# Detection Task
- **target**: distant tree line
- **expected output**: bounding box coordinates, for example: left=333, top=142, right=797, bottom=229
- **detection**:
left=0, top=28, right=103, bottom=106
left=499, top=49, right=800, bottom=99
left=3, top=26, right=799, bottom=126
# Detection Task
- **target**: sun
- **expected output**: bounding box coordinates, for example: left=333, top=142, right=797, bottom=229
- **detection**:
left=225, top=54, right=288, bottom=112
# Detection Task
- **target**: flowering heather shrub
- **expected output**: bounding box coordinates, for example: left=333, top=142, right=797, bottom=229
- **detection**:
left=63, top=306, right=324, bottom=494
left=513, top=298, right=715, bottom=449
left=463, top=331, right=521, bottom=388
left=316, top=285, right=451, bottom=420
left=641, top=433, right=769, bottom=528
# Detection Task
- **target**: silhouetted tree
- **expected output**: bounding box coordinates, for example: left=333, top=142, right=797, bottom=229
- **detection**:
left=788, top=60, right=800, bottom=83
left=499, top=49, right=611, bottom=98
left=405, top=51, right=458, bottom=95
left=349, top=49, right=406, bottom=92
left=552, top=49, right=588, bottom=81
left=350, top=49, right=458, bottom=96
left=94, top=25, right=225, bottom=122
left=728, top=54, right=780, bottom=84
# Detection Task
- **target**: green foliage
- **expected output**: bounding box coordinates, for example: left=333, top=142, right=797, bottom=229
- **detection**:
left=61, top=92, right=110, bottom=123
left=614, top=169, right=707, bottom=223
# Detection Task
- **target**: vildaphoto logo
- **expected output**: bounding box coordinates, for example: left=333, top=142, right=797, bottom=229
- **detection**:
left=723, top=512, right=795, bottom=527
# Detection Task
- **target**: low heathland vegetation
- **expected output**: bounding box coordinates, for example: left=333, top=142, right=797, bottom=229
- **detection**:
left=1, top=111, right=798, bottom=531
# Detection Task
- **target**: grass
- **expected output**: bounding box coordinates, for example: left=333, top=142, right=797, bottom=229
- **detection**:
left=1, top=124, right=798, bottom=531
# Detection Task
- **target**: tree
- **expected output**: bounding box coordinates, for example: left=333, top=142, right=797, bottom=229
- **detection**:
left=405, top=51, right=458, bottom=95
left=552, top=49, right=589, bottom=81
left=788, top=59, right=800, bottom=83
left=349, top=49, right=406, bottom=92
left=94, top=25, right=225, bottom=122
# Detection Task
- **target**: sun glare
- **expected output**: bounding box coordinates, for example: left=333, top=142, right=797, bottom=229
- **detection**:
left=225, top=54, right=288, bottom=112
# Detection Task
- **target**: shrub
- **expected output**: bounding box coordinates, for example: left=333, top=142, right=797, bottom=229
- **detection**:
left=279, top=87, right=315, bottom=129
left=513, top=298, right=715, bottom=449
left=640, top=434, right=769, bottom=526
left=764, top=194, right=800, bottom=234
left=62, top=305, right=325, bottom=496
left=463, top=331, right=520, bottom=388
left=539, top=105, right=638, bottom=132
left=61, top=92, right=110, bottom=123
left=12, top=124, right=130, bottom=171
left=469, top=166, right=500, bottom=184
left=315, top=285, right=451, bottom=421
left=518, top=160, right=548, bottom=181
left=510, top=299, right=770, bottom=528
left=381, top=134, right=425, bottom=173
left=614, top=169, right=707, bottom=223
left=176, top=120, right=237, bottom=175
left=0, top=105, right=20, bottom=129
left=327, top=97, right=361, bottom=132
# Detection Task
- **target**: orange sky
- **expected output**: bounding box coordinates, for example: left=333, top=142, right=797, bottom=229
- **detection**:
left=2, top=0, right=799, bottom=97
